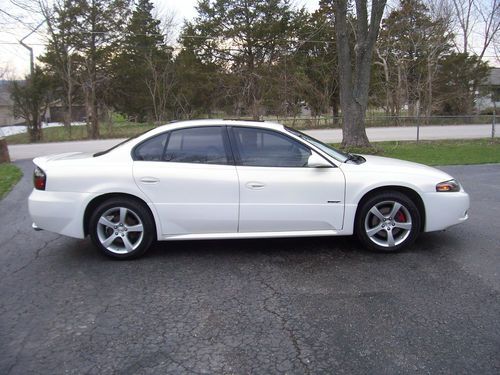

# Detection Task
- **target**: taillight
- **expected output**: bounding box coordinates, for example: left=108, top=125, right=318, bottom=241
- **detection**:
left=33, top=167, right=46, bottom=190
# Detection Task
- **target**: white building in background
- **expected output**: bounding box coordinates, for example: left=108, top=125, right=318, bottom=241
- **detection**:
left=477, top=68, right=500, bottom=112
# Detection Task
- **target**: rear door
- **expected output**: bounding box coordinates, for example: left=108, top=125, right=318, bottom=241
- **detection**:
left=133, top=126, right=239, bottom=236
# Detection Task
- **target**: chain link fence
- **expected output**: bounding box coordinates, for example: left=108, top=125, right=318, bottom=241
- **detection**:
left=1, top=114, right=497, bottom=142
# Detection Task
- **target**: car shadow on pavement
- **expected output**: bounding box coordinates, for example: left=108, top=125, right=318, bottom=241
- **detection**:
left=64, top=232, right=455, bottom=264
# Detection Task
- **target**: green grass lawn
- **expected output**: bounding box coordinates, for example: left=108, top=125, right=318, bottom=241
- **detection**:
left=0, top=163, right=23, bottom=199
left=334, top=139, right=500, bottom=166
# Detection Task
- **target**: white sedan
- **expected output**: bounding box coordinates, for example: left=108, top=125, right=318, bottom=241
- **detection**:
left=29, top=120, right=469, bottom=259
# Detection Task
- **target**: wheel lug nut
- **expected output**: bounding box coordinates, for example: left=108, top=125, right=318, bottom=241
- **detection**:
left=115, top=232, right=118, bottom=235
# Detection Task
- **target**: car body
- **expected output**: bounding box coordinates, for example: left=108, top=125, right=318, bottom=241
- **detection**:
left=29, top=120, right=469, bottom=259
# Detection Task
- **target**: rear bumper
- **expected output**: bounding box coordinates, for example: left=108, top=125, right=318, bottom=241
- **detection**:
left=29, top=189, right=92, bottom=239
left=423, top=191, right=470, bottom=232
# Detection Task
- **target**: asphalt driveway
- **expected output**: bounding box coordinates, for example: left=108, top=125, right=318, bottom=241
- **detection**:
left=0, top=160, right=499, bottom=374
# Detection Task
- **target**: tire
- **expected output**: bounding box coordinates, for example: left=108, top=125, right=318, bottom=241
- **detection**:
left=355, top=191, right=421, bottom=253
left=89, top=197, right=155, bottom=259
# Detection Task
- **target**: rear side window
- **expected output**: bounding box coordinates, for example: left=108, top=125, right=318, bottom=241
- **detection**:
left=134, top=133, right=168, bottom=161
left=231, top=127, right=311, bottom=167
left=164, top=127, right=229, bottom=165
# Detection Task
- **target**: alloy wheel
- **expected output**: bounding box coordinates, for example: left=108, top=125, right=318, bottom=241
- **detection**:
left=364, top=200, right=413, bottom=248
left=96, top=207, right=144, bottom=254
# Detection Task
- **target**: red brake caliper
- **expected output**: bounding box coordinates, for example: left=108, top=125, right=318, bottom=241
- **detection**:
left=395, top=210, right=406, bottom=222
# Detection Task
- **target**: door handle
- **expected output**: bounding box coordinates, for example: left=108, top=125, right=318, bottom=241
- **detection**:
left=140, top=177, right=160, bottom=184
left=246, top=181, right=265, bottom=190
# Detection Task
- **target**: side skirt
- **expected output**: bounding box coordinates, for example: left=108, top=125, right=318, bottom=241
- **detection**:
left=159, top=229, right=346, bottom=241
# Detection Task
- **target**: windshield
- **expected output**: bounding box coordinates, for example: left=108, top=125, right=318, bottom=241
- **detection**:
left=285, top=127, right=349, bottom=162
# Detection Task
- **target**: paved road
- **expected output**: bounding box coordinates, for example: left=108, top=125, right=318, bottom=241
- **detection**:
left=6, top=124, right=499, bottom=160
left=1, top=161, right=499, bottom=373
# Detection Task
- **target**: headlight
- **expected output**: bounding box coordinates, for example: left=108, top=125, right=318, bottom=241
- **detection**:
left=436, top=179, right=460, bottom=192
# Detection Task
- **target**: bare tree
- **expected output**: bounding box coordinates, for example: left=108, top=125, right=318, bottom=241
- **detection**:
left=333, top=0, right=387, bottom=148
left=475, top=0, right=500, bottom=60
left=451, top=0, right=475, bottom=53
left=439, top=0, right=499, bottom=113
left=144, top=52, right=175, bottom=123
left=38, top=0, right=79, bottom=130
left=447, top=0, right=500, bottom=57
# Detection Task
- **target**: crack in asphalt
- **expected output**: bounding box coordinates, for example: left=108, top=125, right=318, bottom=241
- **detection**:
left=260, top=278, right=312, bottom=375
left=11, top=235, right=62, bottom=275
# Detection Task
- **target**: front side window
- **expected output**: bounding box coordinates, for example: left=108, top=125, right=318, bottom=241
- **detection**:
left=164, top=127, right=229, bottom=165
left=232, top=127, right=311, bottom=167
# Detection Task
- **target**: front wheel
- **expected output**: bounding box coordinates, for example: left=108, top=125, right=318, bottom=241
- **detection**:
left=89, top=198, right=155, bottom=259
left=355, top=191, right=421, bottom=252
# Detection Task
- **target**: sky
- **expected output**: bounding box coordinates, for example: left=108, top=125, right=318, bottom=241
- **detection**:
left=0, top=0, right=498, bottom=78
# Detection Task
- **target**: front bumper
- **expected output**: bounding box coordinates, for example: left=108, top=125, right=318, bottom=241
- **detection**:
left=423, top=190, right=470, bottom=232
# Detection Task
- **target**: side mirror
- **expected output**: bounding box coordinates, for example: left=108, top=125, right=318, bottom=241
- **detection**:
left=307, top=152, right=332, bottom=168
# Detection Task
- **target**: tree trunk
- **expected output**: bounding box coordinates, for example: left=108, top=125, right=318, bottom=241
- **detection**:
left=395, top=64, right=402, bottom=118
left=88, top=84, right=99, bottom=139
left=0, top=138, right=10, bottom=163
left=29, top=122, right=43, bottom=142
left=334, top=0, right=386, bottom=148
left=426, top=57, right=433, bottom=118
left=332, top=99, right=339, bottom=126
left=64, top=75, right=73, bottom=133
left=251, top=99, right=260, bottom=120
left=376, top=49, right=391, bottom=115
left=341, top=101, right=371, bottom=147
left=87, top=12, right=99, bottom=139
left=29, top=110, right=43, bottom=142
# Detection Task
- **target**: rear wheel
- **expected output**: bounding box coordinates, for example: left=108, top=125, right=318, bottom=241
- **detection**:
left=355, top=191, right=421, bottom=252
left=89, top=198, right=155, bottom=259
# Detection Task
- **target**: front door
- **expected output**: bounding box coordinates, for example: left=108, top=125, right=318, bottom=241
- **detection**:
left=230, top=126, right=345, bottom=233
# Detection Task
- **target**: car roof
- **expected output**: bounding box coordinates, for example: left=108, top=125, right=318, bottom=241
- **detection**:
left=108, top=119, right=291, bottom=158
left=148, top=119, right=285, bottom=135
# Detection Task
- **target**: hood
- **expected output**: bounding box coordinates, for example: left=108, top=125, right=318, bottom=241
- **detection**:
left=353, top=154, right=453, bottom=180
